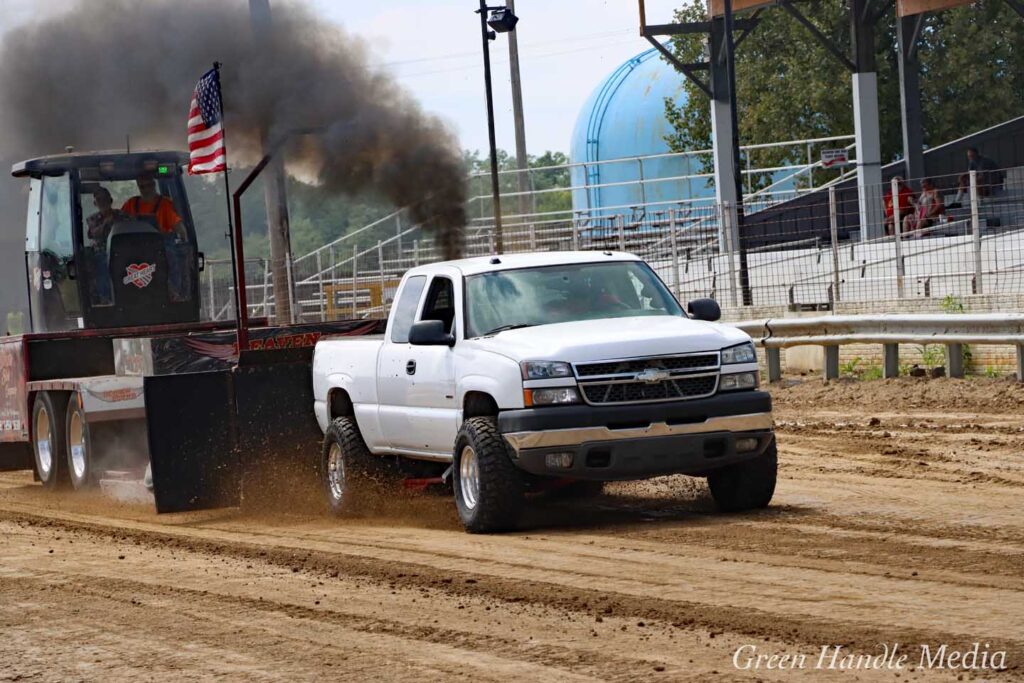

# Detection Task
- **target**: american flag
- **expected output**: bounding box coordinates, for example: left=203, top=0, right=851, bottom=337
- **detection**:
left=187, top=67, right=226, bottom=175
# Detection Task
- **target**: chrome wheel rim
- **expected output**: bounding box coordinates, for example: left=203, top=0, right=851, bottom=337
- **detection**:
left=36, top=406, right=52, bottom=478
left=327, top=443, right=345, bottom=502
left=69, top=410, right=86, bottom=481
left=459, top=445, right=480, bottom=510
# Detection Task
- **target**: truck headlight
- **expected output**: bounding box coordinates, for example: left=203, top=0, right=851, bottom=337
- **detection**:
left=719, top=371, right=759, bottom=391
left=721, top=342, right=756, bottom=364
left=525, top=387, right=581, bottom=406
left=521, top=361, right=573, bottom=380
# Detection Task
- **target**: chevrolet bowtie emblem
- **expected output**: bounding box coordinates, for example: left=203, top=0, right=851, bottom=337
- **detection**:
left=635, top=368, right=670, bottom=384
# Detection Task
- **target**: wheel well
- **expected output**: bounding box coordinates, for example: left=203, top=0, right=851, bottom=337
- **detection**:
left=463, top=391, right=498, bottom=419
left=328, top=389, right=354, bottom=419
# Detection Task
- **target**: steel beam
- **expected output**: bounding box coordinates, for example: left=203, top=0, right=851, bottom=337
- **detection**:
left=780, top=2, right=857, bottom=72
left=897, top=0, right=972, bottom=16
left=897, top=14, right=925, bottom=180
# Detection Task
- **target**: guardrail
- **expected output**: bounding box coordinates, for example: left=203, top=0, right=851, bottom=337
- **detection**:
left=732, top=314, right=1024, bottom=382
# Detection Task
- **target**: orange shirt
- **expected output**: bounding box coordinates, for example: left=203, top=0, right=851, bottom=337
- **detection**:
left=121, top=196, right=182, bottom=234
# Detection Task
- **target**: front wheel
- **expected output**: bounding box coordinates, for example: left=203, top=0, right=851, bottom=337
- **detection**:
left=707, top=438, right=777, bottom=512
left=453, top=417, right=523, bottom=533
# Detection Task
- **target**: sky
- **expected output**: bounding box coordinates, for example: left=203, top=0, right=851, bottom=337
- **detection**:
left=0, top=0, right=683, bottom=157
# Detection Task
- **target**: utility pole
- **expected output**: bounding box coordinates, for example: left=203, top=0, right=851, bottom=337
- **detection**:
left=505, top=0, right=533, bottom=220
left=477, top=0, right=504, bottom=253
left=249, top=0, right=294, bottom=324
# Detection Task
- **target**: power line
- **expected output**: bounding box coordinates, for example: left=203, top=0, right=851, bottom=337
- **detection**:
left=376, top=29, right=634, bottom=69
left=399, top=38, right=641, bottom=78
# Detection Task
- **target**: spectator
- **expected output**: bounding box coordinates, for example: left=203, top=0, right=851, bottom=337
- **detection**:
left=949, top=147, right=999, bottom=208
left=903, top=177, right=944, bottom=237
left=883, top=176, right=916, bottom=236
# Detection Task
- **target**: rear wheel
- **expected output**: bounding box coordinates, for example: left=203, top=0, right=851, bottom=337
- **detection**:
left=320, top=416, right=388, bottom=515
left=65, top=396, right=96, bottom=490
left=453, top=417, right=523, bottom=533
left=32, top=392, right=70, bottom=490
left=707, top=438, right=777, bottom=512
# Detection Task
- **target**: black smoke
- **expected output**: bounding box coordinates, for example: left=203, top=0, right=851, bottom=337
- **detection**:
left=0, top=0, right=466, bottom=324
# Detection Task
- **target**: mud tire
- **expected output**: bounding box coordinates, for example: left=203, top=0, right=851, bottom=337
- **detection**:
left=320, top=416, right=390, bottom=515
left=453, top=417, right=524, bottom=533
left=707, top=438, right=777, bottom=512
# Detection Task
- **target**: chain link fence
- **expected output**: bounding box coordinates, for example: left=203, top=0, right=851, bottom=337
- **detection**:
left=199, top=164, right=1024, bottom=323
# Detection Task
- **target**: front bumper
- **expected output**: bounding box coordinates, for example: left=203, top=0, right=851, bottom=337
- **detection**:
left=498, top=391, right=773, bottom=481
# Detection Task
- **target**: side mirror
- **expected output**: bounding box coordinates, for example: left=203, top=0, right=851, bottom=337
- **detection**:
left=66, top=259, right=77, bottom=281
left=409, top=319, right=455, bottom=347
left=687, top=297, right=721, bottom=322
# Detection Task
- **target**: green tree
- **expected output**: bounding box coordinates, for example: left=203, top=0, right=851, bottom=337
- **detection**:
left=664, top=0, right=1024, bottom=182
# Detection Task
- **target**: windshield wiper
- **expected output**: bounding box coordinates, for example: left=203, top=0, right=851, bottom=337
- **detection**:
left=480, top=323, right=535, bottom=337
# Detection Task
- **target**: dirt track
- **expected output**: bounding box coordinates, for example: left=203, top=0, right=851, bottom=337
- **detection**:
left=1, top=378, right=1022, bottom=681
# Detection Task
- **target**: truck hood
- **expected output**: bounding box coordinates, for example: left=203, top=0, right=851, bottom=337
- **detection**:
left=471, top=316, right=751, bottom=363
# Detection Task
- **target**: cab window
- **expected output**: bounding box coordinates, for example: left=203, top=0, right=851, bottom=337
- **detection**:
left=390, top=275, right=427, bottom=343
left=38, top=174, right=80, bottom=318
left=421, top=277, right=455, bottom=334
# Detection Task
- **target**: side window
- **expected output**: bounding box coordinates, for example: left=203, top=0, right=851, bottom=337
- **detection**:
left=390, top=275, right=427, bottom=343
left=421, top=277, right=455, bottom=333
left=40, top=174, right=73, bottom=261
left=25, top=178, right=41, bottom=252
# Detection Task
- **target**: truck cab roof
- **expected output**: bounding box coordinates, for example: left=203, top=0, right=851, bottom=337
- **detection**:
left=406, top=251, right=642, bottom=278
left=12, top=150, right=190, bottom=178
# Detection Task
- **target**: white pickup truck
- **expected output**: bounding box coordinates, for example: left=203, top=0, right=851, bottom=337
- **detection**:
left=312, top=251, right=775, bottom=532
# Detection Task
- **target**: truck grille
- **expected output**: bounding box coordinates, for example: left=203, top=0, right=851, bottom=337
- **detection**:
left=579, top=373, right=719, bottom=405
left=575, top=353, right=719, bottom=378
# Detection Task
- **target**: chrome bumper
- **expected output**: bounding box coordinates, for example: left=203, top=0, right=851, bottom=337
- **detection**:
left=502, top=412, right=774, bottom=453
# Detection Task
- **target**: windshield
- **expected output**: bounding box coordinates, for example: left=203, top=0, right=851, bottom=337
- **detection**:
left=465, top=260, right=683, bottom=338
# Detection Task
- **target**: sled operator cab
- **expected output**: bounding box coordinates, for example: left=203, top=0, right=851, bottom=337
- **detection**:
left=13, top=150, right=203, bottom=332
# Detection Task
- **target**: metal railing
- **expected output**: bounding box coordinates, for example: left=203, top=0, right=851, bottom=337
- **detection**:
left=733, top=313, right=1024, bottom=382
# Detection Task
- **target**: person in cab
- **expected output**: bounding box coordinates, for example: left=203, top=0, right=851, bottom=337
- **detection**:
left=122, top=174, right=188, bottom=241
left=122, top=174, right=191, bottom=301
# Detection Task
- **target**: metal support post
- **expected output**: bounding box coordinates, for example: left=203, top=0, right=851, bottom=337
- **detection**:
left=883, top=343, right=899, bottom=378
left=351, top=244, right=358, bottom=318
left=946, top=344, right=964, bottom=378
left=618, top=215, right=626, bottom=252
left=1016, top=344, right=1024, bottom=382
left=891, top=177, right=905, bottom=298
left=823, top=346, right=840, bottom=382
left=850, top=0, right=884, bottom=241
left=377, top=241, right=385, bottom=311
left=413, top=240, right=420, bottom=267
left=897, top=14, right=925, bottom=181
left=572, top=222, right=580, bottom=251
left=970, top=170, right=983, bottom=294
left=766, top=347, right=782, bottom=383
left=669, top=209, right=682, bottom=300
left=206, top=264, right=216, bottom=320
left=285, top=255, right=297, bottom=323
left=723, top=201, right=740, bottom=308
left=316, top=251, right=325, bottom=321
left=828, top=186, right=841, bottom=302
left=853, top=72, right=884, bottom=240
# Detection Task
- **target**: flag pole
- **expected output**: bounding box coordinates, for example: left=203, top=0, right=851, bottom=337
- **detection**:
left=211, top=62, right=245, bottom=351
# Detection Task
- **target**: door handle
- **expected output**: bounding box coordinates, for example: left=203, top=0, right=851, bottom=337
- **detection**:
left=406, top=359, right=416, bottom=375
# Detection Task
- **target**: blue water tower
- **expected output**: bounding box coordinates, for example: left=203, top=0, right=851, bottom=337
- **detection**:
left=569, top=48, right=712, bottom=217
